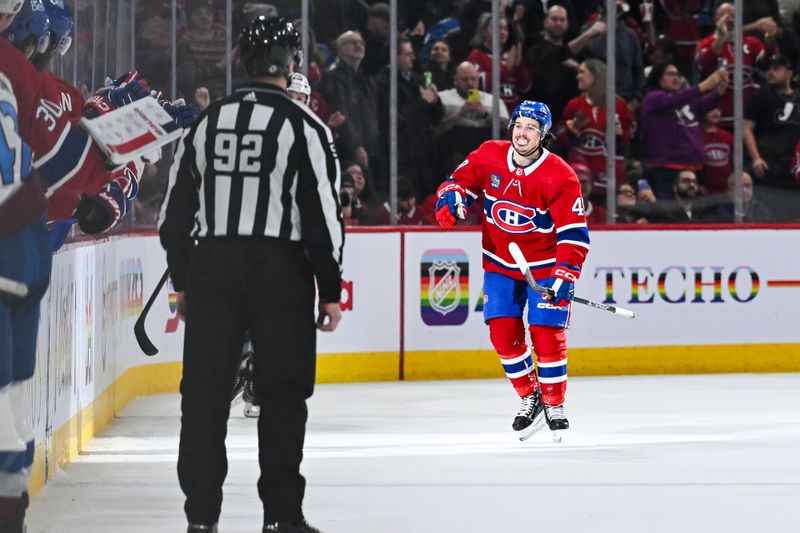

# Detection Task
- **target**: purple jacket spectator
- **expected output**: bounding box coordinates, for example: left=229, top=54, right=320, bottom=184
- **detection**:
left=638, top=62, right=727, bottom=200
left=640, top=85, right=721, bottom=168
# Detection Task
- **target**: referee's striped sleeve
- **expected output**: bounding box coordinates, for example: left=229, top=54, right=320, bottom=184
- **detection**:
left=295, top=112, right=344, bottom=303
left=158, top=123, right=201, bottom=291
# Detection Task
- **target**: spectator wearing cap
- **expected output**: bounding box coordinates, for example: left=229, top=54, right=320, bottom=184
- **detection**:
left=361, top=2, right=391, bottom=78
left=743, top=54, right=800, bottom=190
left=177, top=0, right=228, bottom=102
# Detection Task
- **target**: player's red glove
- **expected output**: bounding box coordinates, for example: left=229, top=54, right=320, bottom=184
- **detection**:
left=540, top=263, right=580, bottom=307
left=435, top=181, right=468, bottom=228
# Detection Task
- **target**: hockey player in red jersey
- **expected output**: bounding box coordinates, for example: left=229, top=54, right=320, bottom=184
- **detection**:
left=4, top=0, right=196, bottom=249
left=435, top=100, right=590, bottom=440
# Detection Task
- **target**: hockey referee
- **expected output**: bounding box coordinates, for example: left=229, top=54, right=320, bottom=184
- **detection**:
left=159, top=16, right=343, bottom=533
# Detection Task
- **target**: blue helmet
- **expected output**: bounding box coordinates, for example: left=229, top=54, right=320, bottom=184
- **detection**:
left=41, top=0, right=72, bottom=55
left=508, top=100, right=552, bottom=135
left=3, top=0, right=51, bottom=55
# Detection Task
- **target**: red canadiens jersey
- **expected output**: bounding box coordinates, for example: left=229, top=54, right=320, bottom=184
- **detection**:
left=448, top=140, right=590, bottom=280
left=701, top=127, right=733, bottom=194
left=0, top=40, right=109, bottom=210
left=694, top=35, right=775, bottom=127
left=558, top=95, right=632, bottom=191
left=42, top=70, right=137, bottom=223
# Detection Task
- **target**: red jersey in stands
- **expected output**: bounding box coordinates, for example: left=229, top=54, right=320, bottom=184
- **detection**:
left=701, top=126, right=733, bottom=194
left=694, top=34, right=775, bottom=129
left=449, top=140, right=590, bottom=280
left=558, top=95, right=632, bottom=195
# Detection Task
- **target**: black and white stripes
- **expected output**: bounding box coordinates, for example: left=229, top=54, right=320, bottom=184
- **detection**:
left=159, top=83, right=343, bottom=298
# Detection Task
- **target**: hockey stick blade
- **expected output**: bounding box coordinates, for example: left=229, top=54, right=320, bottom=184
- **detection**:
left=507, top=242, right=635, bottom=319
left=134, top=268, right=170, bottom=356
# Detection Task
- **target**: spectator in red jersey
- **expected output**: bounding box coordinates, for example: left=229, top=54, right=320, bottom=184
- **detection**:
left=557, top=58, right=633, bottom=205
left=572, top=161, right=607, bottom=226
left=700, top=107, right=733, bottom=195
left=466, top=12, right=532, bottom=114
left=694, top=1, right=778, bottom=131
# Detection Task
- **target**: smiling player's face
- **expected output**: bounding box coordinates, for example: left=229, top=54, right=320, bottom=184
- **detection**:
left=512, top=116, right=543, bottom=157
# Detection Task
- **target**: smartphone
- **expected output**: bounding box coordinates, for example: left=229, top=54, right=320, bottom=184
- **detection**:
left=423, top=71, right=433, bottom=89
left=467, top=88, right=480, bottom=103
left=718, top=57, right=728, bottom=69
left=637, top=178, right=651, bottom=191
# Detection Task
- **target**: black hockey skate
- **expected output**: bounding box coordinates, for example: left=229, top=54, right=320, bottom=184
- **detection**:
left=544, top=404, right=569, bottom=443
left=263, top=517, right=323, bottom=533
left=512, top=389, right=545, bottom=441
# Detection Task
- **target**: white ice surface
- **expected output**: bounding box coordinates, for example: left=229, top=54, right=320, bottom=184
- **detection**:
left=26, top=374, right=800, bottom=532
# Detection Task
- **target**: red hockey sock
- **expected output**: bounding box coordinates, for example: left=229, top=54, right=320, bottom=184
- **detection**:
left=530, top=325, right=567, bottom=405
left=490, top=317, right=539, bottom=397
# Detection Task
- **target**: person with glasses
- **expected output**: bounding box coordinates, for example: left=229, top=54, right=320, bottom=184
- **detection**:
left=647, top=169, right=714, bottom=223
left=639, top=62, right=729, bottom=201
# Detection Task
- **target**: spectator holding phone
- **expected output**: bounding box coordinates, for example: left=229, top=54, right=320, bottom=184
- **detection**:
left=639, top=62, right=728, bottom=200
left=434, top=61, right=510, bottom=179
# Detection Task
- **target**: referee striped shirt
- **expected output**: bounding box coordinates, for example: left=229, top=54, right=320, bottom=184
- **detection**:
left=159, top=83, right=343, bottom=301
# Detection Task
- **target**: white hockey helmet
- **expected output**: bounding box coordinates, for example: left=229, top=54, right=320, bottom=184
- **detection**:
left=0, top=0, right=24, bottom=14
left=287, top=72, right=311, bottom=97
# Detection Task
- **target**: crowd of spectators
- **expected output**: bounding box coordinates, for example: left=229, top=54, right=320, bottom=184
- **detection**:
left=119, top=0, right=800, bottom=226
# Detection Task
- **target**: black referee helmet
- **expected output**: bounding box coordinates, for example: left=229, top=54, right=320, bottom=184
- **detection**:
left=238, top=16, right=302, bottom=77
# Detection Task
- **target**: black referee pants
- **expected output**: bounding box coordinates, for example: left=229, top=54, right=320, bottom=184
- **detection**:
left=177, top=238, right=316, bottom=525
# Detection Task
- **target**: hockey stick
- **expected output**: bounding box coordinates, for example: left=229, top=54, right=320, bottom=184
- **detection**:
left=134, top=268, right=170, bottom=356
left=507, top=242, right=635, bottom=319
left=0, top=275, right=28, bottom=298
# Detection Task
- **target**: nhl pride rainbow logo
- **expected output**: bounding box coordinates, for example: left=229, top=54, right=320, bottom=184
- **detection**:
left=420, top=249, right=469, bottom=326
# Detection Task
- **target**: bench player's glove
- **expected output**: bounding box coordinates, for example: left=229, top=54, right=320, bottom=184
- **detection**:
left=160, top=98, right=198, bottom=129
left=540, top=263, right=580, bottom=306
left=83, top=70, right=152, bottom=119
left=435, top=181, right=468, bottom=228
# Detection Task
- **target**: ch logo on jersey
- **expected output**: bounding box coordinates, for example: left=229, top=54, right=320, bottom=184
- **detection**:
left=704, top=143, right=730, bottom=167
left=490, top=199, right=552, bottom=234
left=577, top=128, right=606, bottom=156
